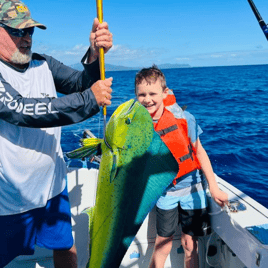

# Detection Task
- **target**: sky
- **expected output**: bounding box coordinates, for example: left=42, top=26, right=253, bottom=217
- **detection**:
left=26, top=0, right=268, bottom=67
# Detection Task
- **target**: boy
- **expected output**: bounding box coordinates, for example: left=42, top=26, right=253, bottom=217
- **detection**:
left=135, top=65, right=228, bottom=268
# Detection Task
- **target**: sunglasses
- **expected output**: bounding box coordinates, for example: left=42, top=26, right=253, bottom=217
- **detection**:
left=0, top=23, right=34, bottom=37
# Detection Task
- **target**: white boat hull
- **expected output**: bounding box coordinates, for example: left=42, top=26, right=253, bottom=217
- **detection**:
left=5, top=168, right=268, bottom=268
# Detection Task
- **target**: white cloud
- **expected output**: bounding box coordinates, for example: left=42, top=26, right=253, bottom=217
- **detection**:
left=33, top=42, right=165, bottom=65
left=64, top=44, right=88, bottom=55
left=106, top=45, right=163, bottom=62
left=176, top=57, right=190, bottom=61
left=33, top=40, right=268, bottom=67
left=171, top=49, right=268, bottom=66
left=32, top=43, right=89, bottom=64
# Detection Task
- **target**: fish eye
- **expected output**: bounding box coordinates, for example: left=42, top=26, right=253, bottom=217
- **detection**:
left=125, top=118, right=131, bottom=124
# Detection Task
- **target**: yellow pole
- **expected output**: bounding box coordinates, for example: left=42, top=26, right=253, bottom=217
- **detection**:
left=96, top=0, right=107, bottom=132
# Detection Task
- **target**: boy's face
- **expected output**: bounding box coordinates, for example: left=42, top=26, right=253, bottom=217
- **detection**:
left=136, top=78, right=168, bottom=120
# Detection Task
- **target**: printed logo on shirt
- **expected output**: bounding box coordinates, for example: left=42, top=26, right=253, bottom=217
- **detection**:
left=0, top=80, right=59, bottom=116
left=41, top=93, right=50, bottom=98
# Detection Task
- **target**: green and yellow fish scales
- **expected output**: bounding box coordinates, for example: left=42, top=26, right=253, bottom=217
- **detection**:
left=68, top=99, right=178, bottom=267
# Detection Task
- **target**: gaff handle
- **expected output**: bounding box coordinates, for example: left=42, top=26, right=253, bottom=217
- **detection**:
left=96, top=0, right=107, bottom=117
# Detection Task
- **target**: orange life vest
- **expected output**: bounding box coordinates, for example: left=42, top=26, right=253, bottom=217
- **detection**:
left=163, top=90, right=176, bottom=106
left=154, top=107, right=201, bottom=185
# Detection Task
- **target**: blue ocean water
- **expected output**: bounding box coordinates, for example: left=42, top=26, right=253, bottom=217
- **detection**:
left=61, top=64, right=268, bottom=208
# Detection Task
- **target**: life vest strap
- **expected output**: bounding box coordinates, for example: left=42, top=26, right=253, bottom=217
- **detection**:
left=156, top=124, right=178, bottom=136
left=179, top=144, right=194, bottom=162
left=156, top=124, right=195, bottom=164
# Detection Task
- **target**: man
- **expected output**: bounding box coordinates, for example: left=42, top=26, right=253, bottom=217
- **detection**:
left=0, top=0, right=113, bottom=267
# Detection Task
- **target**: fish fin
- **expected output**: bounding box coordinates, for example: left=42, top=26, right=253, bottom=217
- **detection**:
left=66, top=138, right=103, bottom=159
left=66, top=147, right=97, bottom=159
left=82, top=206, right=95, bottom=237
left=110, top=151, right=119, bottom=183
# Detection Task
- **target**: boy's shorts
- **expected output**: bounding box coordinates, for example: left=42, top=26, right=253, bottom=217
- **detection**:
left=0, top=186, right=73, bottom=268
left=156, top=181, right=211, bottom=237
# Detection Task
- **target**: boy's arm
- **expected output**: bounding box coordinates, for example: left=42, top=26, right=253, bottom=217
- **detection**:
left=194, top=138, right=229, bottom=207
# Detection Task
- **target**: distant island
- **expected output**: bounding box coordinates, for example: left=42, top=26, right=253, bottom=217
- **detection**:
left=70, top=63, right=191, bottom=72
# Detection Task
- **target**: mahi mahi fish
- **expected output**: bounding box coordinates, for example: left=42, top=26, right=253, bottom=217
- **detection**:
left=67, top=99, right=178, bottom=268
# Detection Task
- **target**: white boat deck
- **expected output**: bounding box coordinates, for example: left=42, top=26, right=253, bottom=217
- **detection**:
left=208, top=175, right=268, bottom=268
left=5, top=168, right=268, bottom=268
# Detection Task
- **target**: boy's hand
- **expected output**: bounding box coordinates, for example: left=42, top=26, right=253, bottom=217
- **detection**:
left=210, top=188, right=229, bottom=207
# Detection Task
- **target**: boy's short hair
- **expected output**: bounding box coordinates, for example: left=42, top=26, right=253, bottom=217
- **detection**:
left=135, top=64, right=167, bottom=93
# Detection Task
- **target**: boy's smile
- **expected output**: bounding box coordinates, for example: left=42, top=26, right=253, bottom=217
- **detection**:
left=136, top=79, right=168, bottom=120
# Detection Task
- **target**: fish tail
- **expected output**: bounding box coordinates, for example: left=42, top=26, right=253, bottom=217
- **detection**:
left=66, top=138, right=103, bottom=159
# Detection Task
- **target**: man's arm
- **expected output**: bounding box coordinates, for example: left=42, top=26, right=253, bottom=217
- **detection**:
left=0, top=18, right=113, bottom=128
left=39, top=52, right=100, bottom=96
left=194, top=138, right=229, bottom=207
left=0, top=74, right=103, bottom=128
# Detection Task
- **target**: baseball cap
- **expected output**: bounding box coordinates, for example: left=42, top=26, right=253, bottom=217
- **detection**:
left=0, top=0, right=46, bottom=29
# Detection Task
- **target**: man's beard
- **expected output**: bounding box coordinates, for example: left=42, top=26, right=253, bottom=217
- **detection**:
left=11, top=49, right=32, bottom=65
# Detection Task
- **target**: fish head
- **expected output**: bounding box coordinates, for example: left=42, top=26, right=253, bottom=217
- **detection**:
left=105, top=99, right=154, bottom=151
